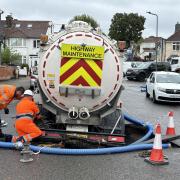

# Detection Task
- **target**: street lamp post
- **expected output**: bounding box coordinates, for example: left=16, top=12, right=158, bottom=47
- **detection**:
left=0, top=9, right=4, bottom=65
left=146, top=11, right=158, bottom=71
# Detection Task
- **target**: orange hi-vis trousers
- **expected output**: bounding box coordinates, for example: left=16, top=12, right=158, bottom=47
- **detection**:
left=14, top=119, right=42, bottom=142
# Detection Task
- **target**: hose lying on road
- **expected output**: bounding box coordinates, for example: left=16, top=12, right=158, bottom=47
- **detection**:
left=123, top=113, right=154, bottom=145
left=0, top=113, right=170, bottom=155
left=0, top=138, right=170, bottom=155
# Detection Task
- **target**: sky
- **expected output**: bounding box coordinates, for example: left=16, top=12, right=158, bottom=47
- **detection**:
left=0, top=0, right=180, bottom=39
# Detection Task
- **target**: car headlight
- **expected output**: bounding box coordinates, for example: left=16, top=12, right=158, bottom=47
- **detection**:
left=157, top=87, right=166, bottom=92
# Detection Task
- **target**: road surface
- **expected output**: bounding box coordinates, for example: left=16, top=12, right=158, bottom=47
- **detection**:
left=0, top=77, right=180, bottom=180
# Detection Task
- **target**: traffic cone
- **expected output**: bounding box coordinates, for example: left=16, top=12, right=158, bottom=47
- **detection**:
left=145, top=123, right=169, bottom=165
left=166, top=111, right=176, bottom=135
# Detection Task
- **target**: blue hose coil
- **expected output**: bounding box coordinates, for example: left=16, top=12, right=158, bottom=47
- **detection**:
left=0, top=141, right=169, bottom=155
left=123, top=113, right=154, bottom=144
left=0, top=113, right=170, bottom=155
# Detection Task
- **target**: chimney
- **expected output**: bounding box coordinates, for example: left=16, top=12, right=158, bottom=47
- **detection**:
left=6, top=15, right=13, bottom=28
left=175, top=22, right=180, bottom=32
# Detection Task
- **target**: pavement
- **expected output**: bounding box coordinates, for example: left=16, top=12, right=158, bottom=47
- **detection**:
left=0, top=77, right=180, bottom=180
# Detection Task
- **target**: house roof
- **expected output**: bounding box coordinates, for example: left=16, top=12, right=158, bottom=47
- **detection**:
left=143, top=36, right=162, bottom=43
left=166, top=30, right=180, bottom=41
left=0, top=20, right=50, bottom=39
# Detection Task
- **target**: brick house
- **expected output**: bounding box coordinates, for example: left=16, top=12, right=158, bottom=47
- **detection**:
left=0, top=15, right=52, bottom=67
left=165, top=22, right=180, bottom=60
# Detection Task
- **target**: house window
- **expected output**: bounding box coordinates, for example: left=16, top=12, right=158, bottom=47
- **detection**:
left=15, top=24, right=21, bottom=28
left=34, top=61, right=38, bottom=66
left=27, top=24, right=32, bottom=28
left=173, top=42, right=180, bottom=51
left=10, top=38, right=26, bottom=47
left=33, top=40, right=40, bottom=48
left=22, top=56, right=27, bottom=64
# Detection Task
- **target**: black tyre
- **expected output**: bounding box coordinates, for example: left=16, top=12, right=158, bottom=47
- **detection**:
left=127, top=77, right=133, bottom=80
left=137, top=73, right=146, bottom=82
left=30, top=85, right=35, bottom=91
left=152, top=91, right=157, bottom=103
left=146, top=91, right=150, bottom=98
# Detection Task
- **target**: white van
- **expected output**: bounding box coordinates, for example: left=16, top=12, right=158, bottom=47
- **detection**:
left=170, top=57, right=180, bottom=72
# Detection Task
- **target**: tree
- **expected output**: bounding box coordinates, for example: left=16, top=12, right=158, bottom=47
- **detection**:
left=133, top=37, right=144, bottom=56
left=69, top=14, right=99, bottom=29
left=109, top=13, right=146, bottom=47
left=1, top=47, right=21, bottom=65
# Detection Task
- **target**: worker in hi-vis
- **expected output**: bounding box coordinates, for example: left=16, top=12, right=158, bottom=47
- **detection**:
left=12, top=90, right=42, bottom=144
left=0, top=85, right=25, bottom=128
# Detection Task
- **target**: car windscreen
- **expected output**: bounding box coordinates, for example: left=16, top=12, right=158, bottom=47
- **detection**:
left=171, top=59, right=179, bottom=65
left=137, top=62, right=152, bottom=69
left=131, top=62, right=142, bottom=68
left=156, top=74, right=180, bottom=83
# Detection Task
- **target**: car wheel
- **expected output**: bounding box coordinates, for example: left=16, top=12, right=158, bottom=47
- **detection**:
left=138, top=73, right=146, bottom=82
left=127, top=77, right=132, bottom=80
left=146, top=91, right=150, bottom=98
left=30, top=85, right=35, bottom=91
left=152, top=91, right=157, bottom=103
left=175, top=69, right=180, bottom=73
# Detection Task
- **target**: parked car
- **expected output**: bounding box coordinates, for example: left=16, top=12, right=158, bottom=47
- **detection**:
left=126, top=61, right=171, bottom=81
left=123, top=61, right=142, bottom=77
left=17, top=66, right=28, bottom=76
left=30, top=67, right=38, bottom=90
left=146, top=71, right=180, bottom=103
left=170, top=57, right=180, bottom=73
left=167, top=54, right=179, bottom=62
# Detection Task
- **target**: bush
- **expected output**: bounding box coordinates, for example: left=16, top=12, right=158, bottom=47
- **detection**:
left=1, top=47, right=21, bottom=65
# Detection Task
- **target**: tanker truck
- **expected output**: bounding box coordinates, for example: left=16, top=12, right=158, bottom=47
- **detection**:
left=36, top=21, right=125, bottom=145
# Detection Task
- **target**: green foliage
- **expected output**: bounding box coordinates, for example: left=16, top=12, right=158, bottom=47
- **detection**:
left=109, top=13, right=146, bottom=47
left=1, top=47, right=11, bottom=64
left=133, top=37, right=144, bottom=55
left=1, top=47, right=21, bottom=65
left=69, top=14, right=99, bottom=29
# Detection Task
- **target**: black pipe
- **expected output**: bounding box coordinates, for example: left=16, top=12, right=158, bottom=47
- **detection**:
left=40, top=128, right=125, bottom=137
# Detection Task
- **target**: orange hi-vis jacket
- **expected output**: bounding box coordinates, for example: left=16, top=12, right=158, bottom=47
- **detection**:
left=15, top=97, right=42, bottom=142
left=16, top=97, right=40, bottom=119
left=0, top=85, right=16, bottom=110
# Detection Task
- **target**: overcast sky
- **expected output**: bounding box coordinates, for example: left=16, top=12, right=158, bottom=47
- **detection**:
left=1, top=0, right=180, bottom=39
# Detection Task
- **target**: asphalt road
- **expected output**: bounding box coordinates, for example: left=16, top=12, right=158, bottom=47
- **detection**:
left=0, top=77, right=180, bottom=180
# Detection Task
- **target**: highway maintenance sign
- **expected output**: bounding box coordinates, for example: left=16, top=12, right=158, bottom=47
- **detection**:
left=61, top=44, right=104, bottom=60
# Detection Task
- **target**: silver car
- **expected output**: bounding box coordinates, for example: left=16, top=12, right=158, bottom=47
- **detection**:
left=30, top=67, right=38, bottom=90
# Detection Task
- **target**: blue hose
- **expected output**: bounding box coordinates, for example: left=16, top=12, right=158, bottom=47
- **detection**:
left=123, top=113, right=154, bottom=144
left=0, top=141, right=16, bottom=149
left=30, top=144, right=169, bottom=155
left=0, top=113, right=170, bottom=155
left=0, top=141, right=169, bottom=155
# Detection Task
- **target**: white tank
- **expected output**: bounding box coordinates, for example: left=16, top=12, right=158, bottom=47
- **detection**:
left=38, top=21, right=123, bottom=125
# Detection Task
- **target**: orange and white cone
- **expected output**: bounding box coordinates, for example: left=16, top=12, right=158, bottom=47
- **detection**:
left=166, top=111, right=176, bottom=136
left=145, top=123, right=169, bottom=165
